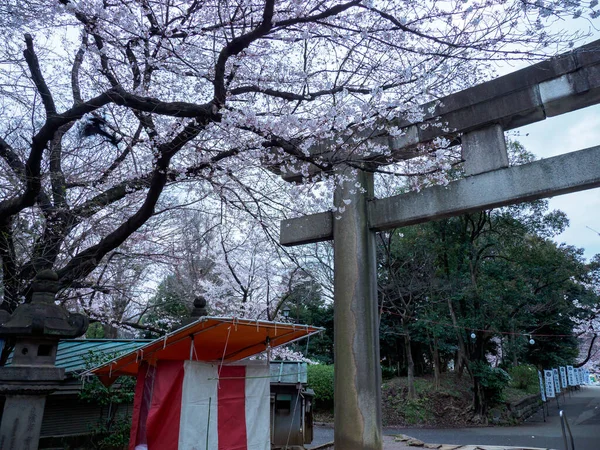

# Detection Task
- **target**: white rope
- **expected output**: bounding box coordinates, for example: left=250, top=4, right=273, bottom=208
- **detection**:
left=284, top=390, right=302, bottom=450
left=205, top=396, right=212, bottom=450
left=217, top=326, right=233, bottom=388
left=193, top=341, right=199, bottom=361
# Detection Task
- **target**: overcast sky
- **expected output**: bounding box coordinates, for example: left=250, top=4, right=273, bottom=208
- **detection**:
left=516, top=105, right=600, bottom=261
left=502, top=20, right=600, bottom=262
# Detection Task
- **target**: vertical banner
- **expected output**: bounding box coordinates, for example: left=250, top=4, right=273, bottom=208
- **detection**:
left=553, top=368, right=561, bottom=394
left=567, top=365, right=576, bottom=386
left=559, top=367, right=568, bottom=388
left=544, top=370, right=556, bottom=398
left=585, top=369, right=591, bottom=384
left=537, top=370, right=547, bottom=402
left=576, top=368, right=582, bottom=385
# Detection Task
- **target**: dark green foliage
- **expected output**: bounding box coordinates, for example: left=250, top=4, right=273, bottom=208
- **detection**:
left=374, top=194, right=599, bottom=417
left=470, top=361, right=511, bottom=406
left=282, top=280, right=334, bottom=363
left=381, top=365, right=399, bottom=380
left=85, top=418, right=131, bottom=450
left=141, top=274, right=191, bottom=336
left=508, top=364, right=539, bottom=393
left=79, top=351, right=136, bottom=449
left=86, top=322, right=107, bottom=338
left=307, top=364, right=334, bottom=410
left=79, top=352, right=135, bottom=406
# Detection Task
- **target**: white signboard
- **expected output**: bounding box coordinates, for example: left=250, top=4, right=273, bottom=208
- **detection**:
left=576, top=368, right=582, bottom=385
left=553, top=368, right=561, bottom=393
left=538, top=370, right=547, bottom=402
left=544, top=369, right=556, bottom=398
left=583, top=368, right=590, bottom=385
left=567, top=365, right=576, bottom=386
left=560, top=366, right=568, bottom=388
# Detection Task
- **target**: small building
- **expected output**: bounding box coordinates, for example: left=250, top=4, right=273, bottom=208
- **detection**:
left=2, top=325, right=320, bottom=449
left=89, top=317, right=321, bottom=450
left=269, top=361, right=314, bottom=450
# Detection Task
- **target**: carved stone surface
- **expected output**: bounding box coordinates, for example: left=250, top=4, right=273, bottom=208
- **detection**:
left=191, top=295, right=208, bottom=318
left=0, top=270, right=88, bottom=339
left=0, top=396, right=47, bottom=450
left=0, top=270, right=89, bottom=450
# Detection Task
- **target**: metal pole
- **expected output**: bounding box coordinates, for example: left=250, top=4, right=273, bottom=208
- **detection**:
left=559, top=410, right=576, bottom=450
left=541, top=400, right=546, bottom=422
left=560, top=411, right=569, bottom=450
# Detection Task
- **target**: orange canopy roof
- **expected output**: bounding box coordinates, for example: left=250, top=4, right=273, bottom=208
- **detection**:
left=88, top=316, right=323, bottom=385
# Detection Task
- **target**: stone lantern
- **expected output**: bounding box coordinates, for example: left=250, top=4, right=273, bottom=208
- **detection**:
left=177, top=295, right=209, bottom=329
left=0, top=270, right=88, bottom=450
left=190, top=295, right=208, bottom=320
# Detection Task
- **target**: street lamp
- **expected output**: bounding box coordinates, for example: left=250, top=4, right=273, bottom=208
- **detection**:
left=282, top=306, right=291, bottom=318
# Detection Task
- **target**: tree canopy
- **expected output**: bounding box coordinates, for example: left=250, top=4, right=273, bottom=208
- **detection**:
left=0, top=1, right=597, bottom=356
left=376, top=200, right=599, bottom=417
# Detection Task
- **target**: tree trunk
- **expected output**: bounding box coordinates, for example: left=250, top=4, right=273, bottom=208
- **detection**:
left=0, top=219, right=19, bottom=313
left=510, top=323, right=518, bottom=366
left=447, top=298, right=469, bottom=378
left=472, top=377, right=488, bottom=424
left=404, top=333, right=417, bottom=400
left=103, top=323, right=119, bottom=339
left=511, top=336, right=518, bottom=366
left=432, top=336, right=441, bottom=390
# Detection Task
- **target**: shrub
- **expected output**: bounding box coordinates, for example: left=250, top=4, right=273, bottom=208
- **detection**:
left=470, top=361, right=511, bottom=406
left=508, top=364, right=539, bottom=392
left=381, top=365, right=398, bottom=380
left=85, top=417, right=131, bottom=450
left=79, top=351, right=135, bottom=449
left=307, top=364, right=334, bottom=410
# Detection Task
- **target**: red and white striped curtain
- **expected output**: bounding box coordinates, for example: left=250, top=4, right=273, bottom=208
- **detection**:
left=130, top=360, right=270, bottom=450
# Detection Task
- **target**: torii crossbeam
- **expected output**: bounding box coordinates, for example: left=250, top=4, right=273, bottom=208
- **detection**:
left=273, top=40, right=600, bottom=450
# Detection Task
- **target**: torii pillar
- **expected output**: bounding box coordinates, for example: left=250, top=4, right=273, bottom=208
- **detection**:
left=274, top=40, right=600, bottom=449
left=332, top=166, right=381, bottom=449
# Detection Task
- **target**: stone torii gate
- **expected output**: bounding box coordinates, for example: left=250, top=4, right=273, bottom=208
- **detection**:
left=273, top=40, right=600, bottom=449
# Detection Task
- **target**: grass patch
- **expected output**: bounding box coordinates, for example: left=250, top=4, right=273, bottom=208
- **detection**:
left=381, top=373, right=472, bottom=427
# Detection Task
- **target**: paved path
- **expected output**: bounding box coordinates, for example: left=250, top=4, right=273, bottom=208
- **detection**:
left=308, top=385, right=600, bottom=450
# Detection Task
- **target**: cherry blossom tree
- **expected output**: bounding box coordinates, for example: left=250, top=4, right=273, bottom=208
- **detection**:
left=574, top=254, right=600, bottom=370
left=0, top=0, right=597, bottom=353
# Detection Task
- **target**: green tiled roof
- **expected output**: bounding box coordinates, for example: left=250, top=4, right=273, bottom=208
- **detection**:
left=7, top=339, right=151, bottom=375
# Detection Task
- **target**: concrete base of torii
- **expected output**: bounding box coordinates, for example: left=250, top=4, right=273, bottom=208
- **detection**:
left=332, top=167, right=382, bottom=450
